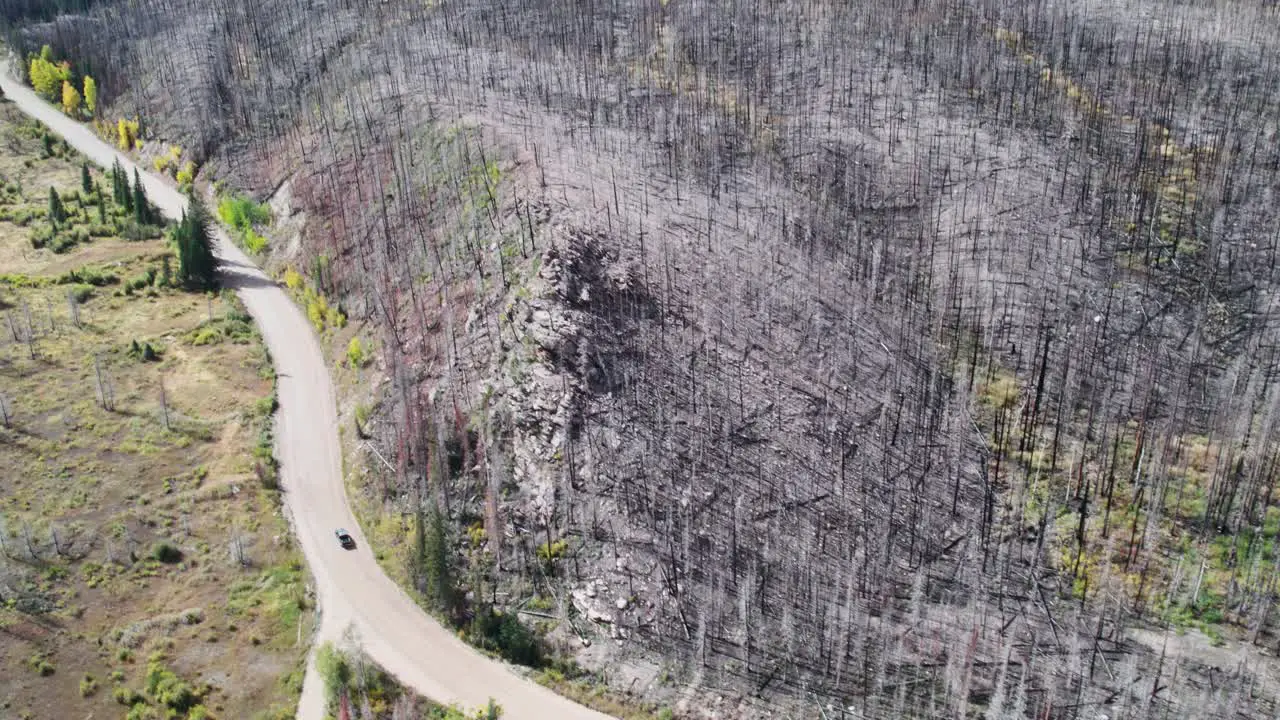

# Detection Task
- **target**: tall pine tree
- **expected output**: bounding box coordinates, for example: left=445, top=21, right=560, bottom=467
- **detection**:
left=173, top=192, right=218, bottom=290
left=111, top=160, right=127, bottom=208
left=422, top=504, right=455, bottom=614
left=96, top=182, right=107, bottom=223
left=47, top=186, right=66, bottom=226
left=132, top=169, right=149, bottom=225
left=80, top=163, right=91, bottom=194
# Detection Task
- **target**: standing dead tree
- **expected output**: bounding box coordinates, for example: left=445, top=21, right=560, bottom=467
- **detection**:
left=92, top=353, right=114, bottom=411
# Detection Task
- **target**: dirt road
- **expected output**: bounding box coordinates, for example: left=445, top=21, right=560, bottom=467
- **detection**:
left=0, top=63, right=614, bottom=720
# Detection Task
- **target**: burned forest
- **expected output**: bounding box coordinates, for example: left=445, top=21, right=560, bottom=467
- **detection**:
left=8, top=0, right=1280, bottom=717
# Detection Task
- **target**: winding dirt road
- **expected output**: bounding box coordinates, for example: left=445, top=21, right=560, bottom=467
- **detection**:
left=0, top=63, right=614, bottom=720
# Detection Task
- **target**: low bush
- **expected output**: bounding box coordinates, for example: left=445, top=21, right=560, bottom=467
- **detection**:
left=218, top=194, right=271, bottom=230
left=151, top=541, right=183, bottom=564
left=80, top=674, right=98, bottom=697
left=469, top=608, right=543, bottom=668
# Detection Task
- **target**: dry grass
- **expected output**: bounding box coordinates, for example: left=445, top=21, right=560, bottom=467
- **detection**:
left=0, top=100, right=309, bottom=720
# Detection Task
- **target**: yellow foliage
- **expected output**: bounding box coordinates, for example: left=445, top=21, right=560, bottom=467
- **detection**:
left=326, top=306, right=347, bottom=329
left=28, top=54, right=69, bottom=101
left=283, top=267, right=303, bottom=290
left=306, top=293, right=329, bottom=333
left=176, top=161, right=197, bottom=187
left=116, top=118, right=140, bottom=151
left=83, top=75, right=97, bottom=115
left=346, top=337, right=366, bottom=368
left=60, top=80, right=82, bottom=115
left=154, top=155, right=172, bottom=173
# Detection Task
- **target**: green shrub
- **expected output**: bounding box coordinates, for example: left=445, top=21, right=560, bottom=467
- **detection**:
left=80, top=674, right=98, bottom=697
left=470, top=608, right=543, bottom=667
left=125, top=268, right=157, bottom=292
left=315, top=643, right=351, bottom=709
left=46, top=227, right=89, bottom=253
left=68, top=284, right=94, bottom=304
left=27, top=653, right=54, bottom=676
left=119, top=219, right=161, bottom=241
left=113, top=685, right=142, bottom=705
left=186, top=316, right=255, bottom=346
left=347, top=337, right=366, bottom=368
left=128, top=339, right=161, bottom=362
left=59, top=266, right=118, bottom=286
left=217, top=194, right=271, bottom=230
left=145, top=661, right=196, bottom=713
left=29, top=224, right=52, bottom=248
left=125, top=702, right=156, bottom=720
left=537, top=539, right=568, bottom=564
left=243, top=228, right=268, bottom=254
left=254, top=394, right=278, bottom=418
left=151, top=541, right=183, bottom=564
left=11, top=206, right=37, bottom=226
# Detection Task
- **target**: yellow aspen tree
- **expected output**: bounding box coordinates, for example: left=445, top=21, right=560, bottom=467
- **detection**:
left=29, top=58, right=56, bottom=99
left=61, top=80, right=82, bottom=116
left=83, top=75, right=97, bottom=115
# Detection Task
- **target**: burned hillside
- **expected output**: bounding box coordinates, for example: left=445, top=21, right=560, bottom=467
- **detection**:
left=11, top=0, right=1280, bottom=716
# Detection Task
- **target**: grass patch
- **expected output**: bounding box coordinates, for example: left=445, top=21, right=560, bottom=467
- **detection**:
left=217, top=193, right=272, bottom=255
left=316, top=642, right=506, bottom=719
left=226, top=562, right=308, bottom=636
left=217, top=194, right=271, bottom=231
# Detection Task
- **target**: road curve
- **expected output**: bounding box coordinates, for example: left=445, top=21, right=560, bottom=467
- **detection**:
left=0, top=62, right=615, bottom=720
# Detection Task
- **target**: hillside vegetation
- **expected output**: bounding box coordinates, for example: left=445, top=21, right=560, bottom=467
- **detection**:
left=0, top=98, right=308, bottom=720
left=11, top=0, right=1280, bottom=717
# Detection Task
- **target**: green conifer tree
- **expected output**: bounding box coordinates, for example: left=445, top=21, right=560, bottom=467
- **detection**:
left=174, top=192, right=218, bottom=290
left=132, top=169, right=148, bottom=225
left=47, top=187, right=66, bottom=226
left=422, top=504, right=455, bottom=613
left=111, top=160, right=127, bottom=207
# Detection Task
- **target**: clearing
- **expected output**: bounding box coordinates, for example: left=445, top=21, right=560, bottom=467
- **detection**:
left=0, top=98, right=310, bottom=720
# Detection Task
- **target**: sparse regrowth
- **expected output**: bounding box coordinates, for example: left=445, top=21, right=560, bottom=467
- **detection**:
left=317, top=643, right=504, bottom=719
left=0, top=101, right=307, bottom=720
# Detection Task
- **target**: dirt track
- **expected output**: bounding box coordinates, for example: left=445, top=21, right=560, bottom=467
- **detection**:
left=0, top=61, right=614, bottom=720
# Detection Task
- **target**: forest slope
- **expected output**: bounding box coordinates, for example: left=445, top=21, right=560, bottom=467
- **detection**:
left=11, top=0, right=1280, bottom=717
